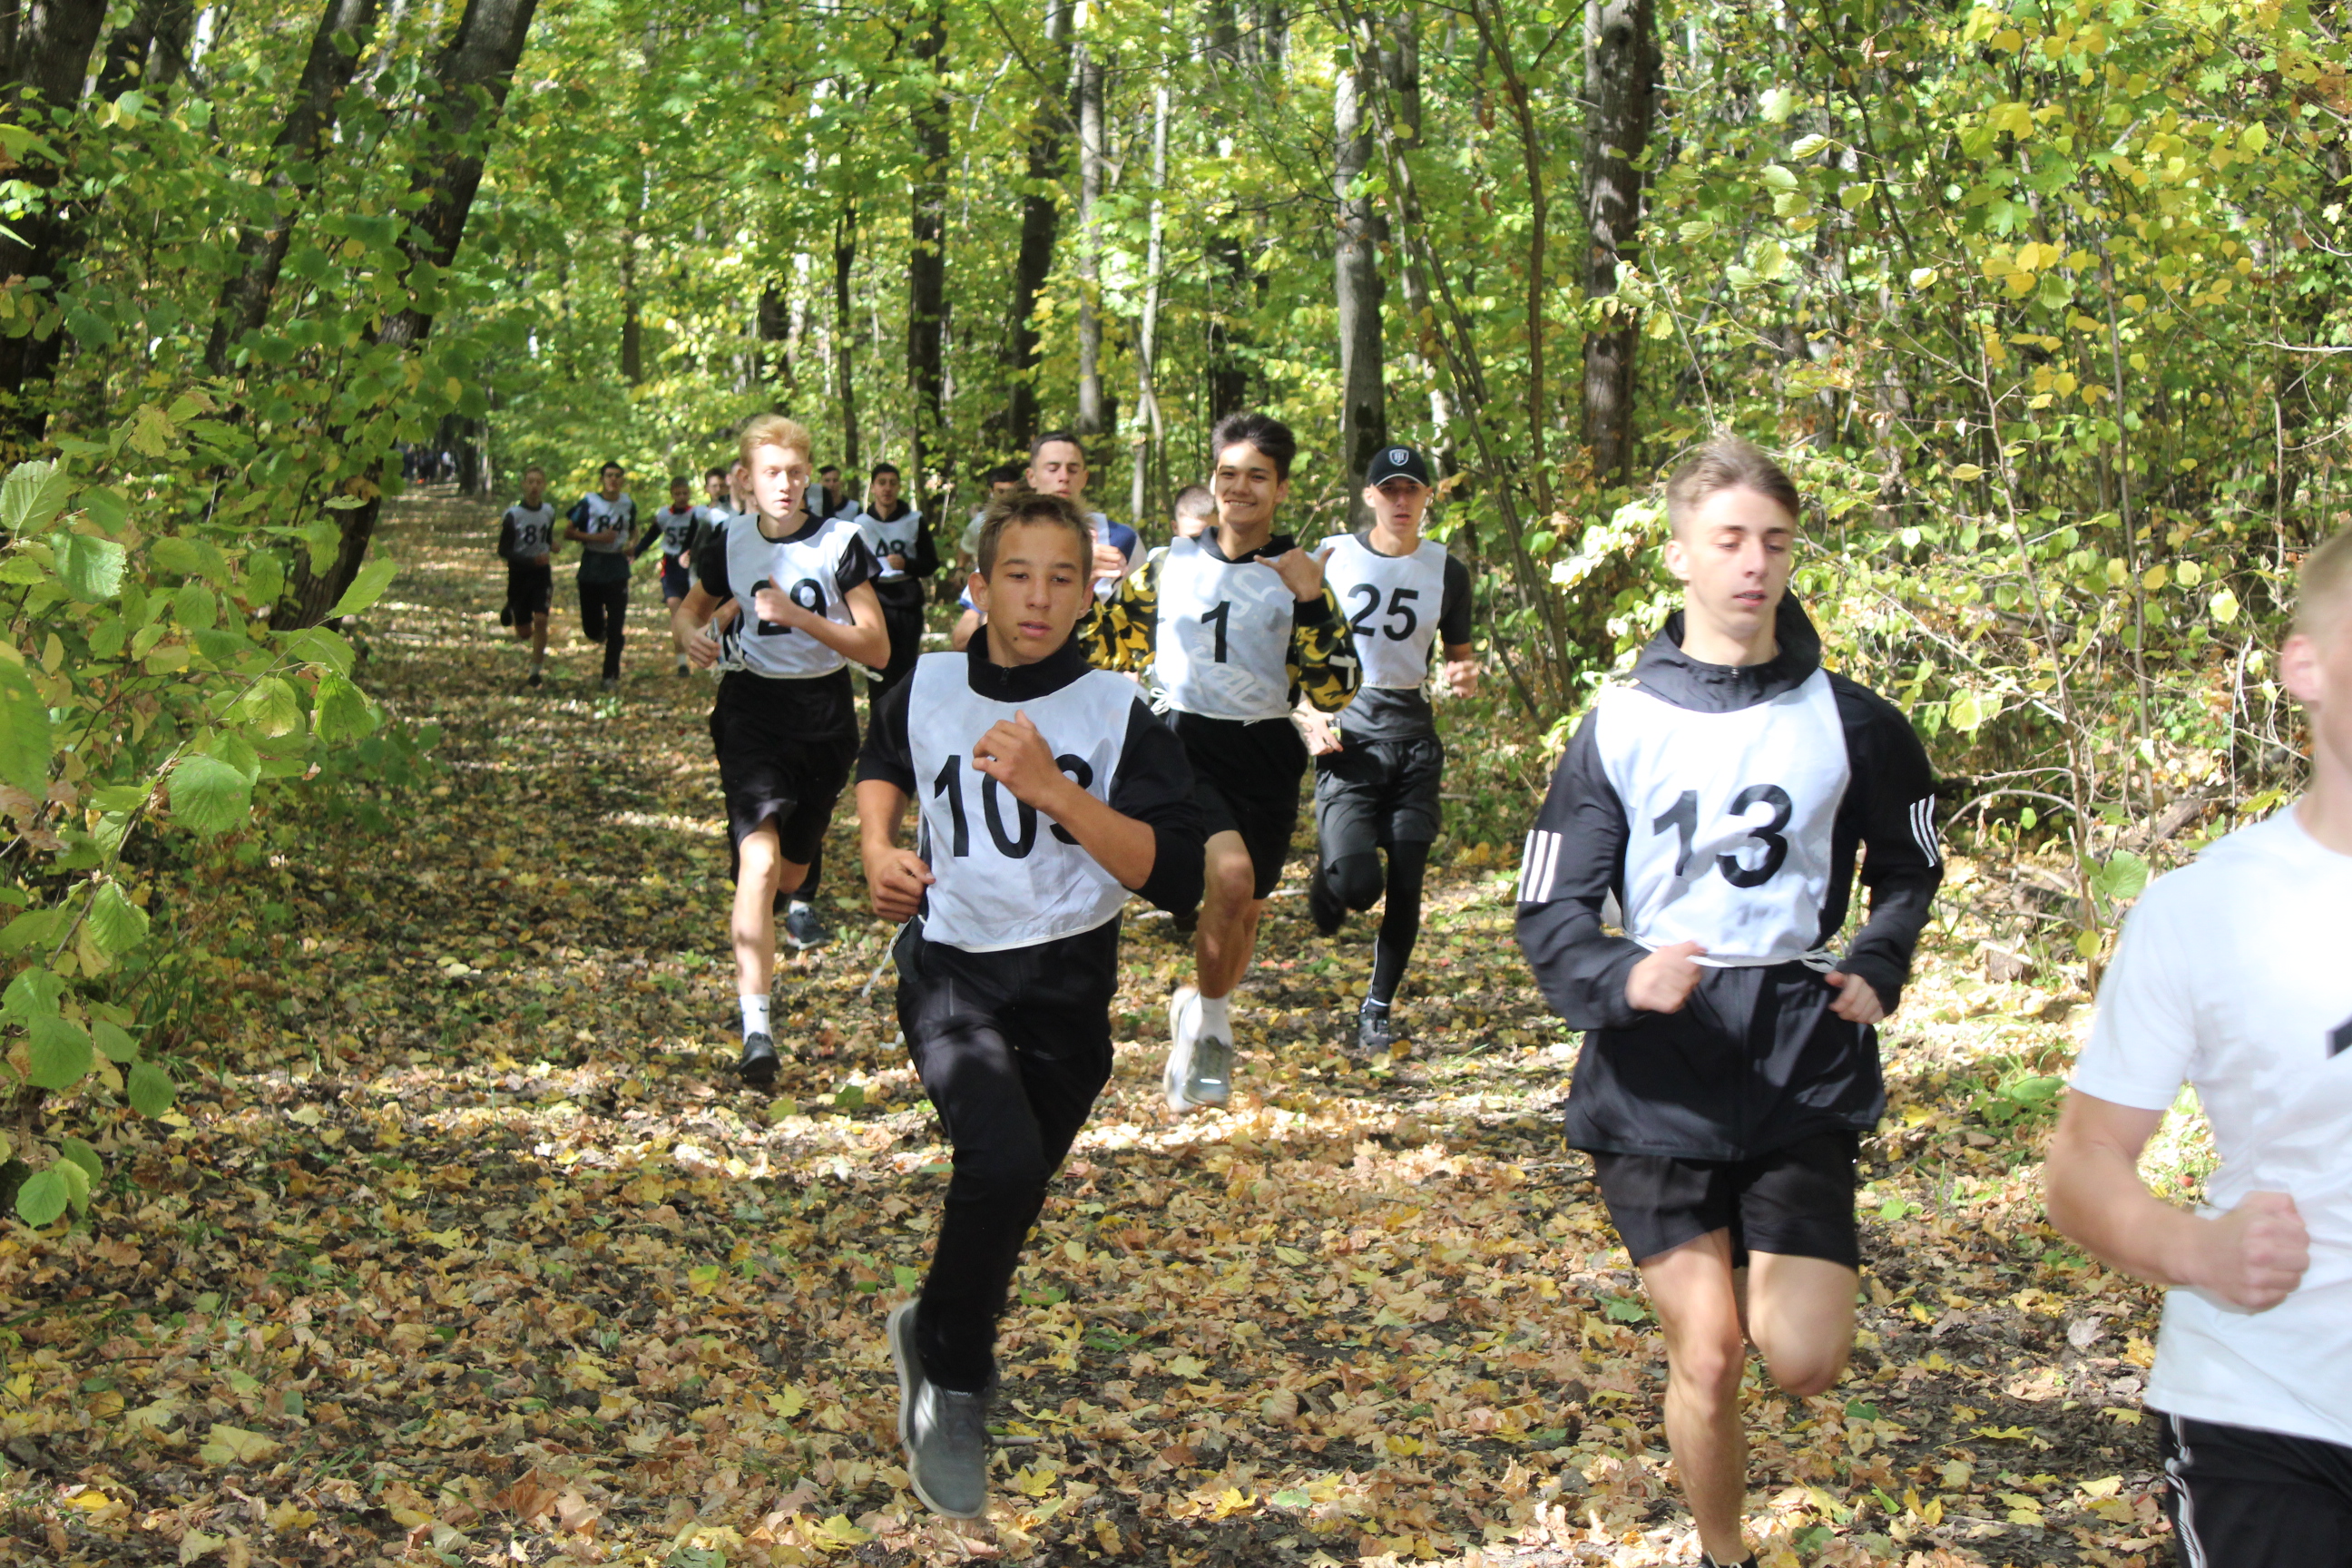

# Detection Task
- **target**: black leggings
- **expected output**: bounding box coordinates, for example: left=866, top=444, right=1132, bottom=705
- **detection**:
left=579, top=575, right=628, bottom=680
left=897, top=924, right=1114, bottom=1393
left=1325, top=841, right=1428, bottom=1007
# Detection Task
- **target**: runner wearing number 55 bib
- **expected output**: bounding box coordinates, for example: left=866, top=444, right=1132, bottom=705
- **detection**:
left=1514, top=436, right=1941, bottom=1568
left=1080, top=412, right=1359, bottom=1114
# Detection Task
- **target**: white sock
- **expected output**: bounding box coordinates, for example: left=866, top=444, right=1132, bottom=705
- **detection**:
left=740, top=995, right=770, bottom=1039
left=1196, top=993, right=1231, bottom=1038
left=789, top=899, right=812, bottom=916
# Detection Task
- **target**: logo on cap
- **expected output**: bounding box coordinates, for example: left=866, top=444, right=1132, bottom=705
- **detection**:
left=1389, top=448, right=1408, bottom=464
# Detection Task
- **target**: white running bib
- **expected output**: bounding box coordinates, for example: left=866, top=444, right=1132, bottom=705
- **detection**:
left=1594, top=668, right=1850, bottom=965
left=906, top=652, right=1136, bottom=950
left=859, top=506, right=925, bottom=583
left=715, top=514, right=861, bottom=680
left=1320, top=533, right=1448, bottom=690
left=1153, top=535, right=1296, bottom=720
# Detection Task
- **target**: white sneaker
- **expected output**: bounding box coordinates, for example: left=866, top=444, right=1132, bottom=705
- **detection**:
left=1162, top=986, right=1232, bottom=1112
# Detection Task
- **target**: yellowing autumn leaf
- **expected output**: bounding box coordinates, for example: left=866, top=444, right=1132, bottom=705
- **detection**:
left=1009, top=1464, right=1058, bottom=1498
left=1164, top=1353, right=1208, bottom=1379
left=197, top=1425, right=279, bottom=1465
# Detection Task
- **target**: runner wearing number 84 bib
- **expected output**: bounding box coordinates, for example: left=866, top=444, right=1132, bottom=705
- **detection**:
left=1513, top=436, right=1941, bottom=1568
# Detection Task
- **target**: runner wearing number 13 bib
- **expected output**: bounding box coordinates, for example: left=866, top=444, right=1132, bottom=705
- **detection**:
left=1512, top=436, right=1941, bottom=1568
left=1081, top=413, right=1359, bottom=1115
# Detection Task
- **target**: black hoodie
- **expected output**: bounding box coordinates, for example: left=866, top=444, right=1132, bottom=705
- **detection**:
left=1514, top=599, right=1942, bottom=1160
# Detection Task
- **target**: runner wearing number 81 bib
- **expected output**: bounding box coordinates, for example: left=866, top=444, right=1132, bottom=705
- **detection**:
left=1513, top=436, right=1941, bottom=1568
left=1081, top=412, right=1359, bottom=1113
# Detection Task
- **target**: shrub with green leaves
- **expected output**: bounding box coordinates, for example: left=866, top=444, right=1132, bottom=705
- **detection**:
left=0, top=426, right=425, bottom=1226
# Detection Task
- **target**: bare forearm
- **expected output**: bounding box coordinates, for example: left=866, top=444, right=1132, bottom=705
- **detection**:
left=1038, top=781, right=1156, bottom=889
left=857, top=780, right=910, bottom=857
left=2045, top=1137, right=2209, bottom=1288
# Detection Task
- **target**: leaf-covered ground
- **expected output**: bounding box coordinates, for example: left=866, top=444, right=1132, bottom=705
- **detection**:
left=1, top=494, right=2197, bottom=1566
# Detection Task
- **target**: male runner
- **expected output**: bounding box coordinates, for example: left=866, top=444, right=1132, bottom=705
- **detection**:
left=2045, top=529, right=2352, bottom=1565
left=566, top=461, right=656, bottom=691
left=960, top=463, right=1026, bottom=575
left=495, top=466, right=559, bottom=687
left=1513, top=436, right=1941, bottom=1568
left=950, top=434, right=1128, bottom=652
left=858, top=491, right=1203, bottom=1518
left=1083, top=411, right=1359, bottom=1112
left=808, top=465, right=843, bottom=524
left=1170, top=484, right=1213, bottom=544
left=671, top=416, right=887, bottom=1085
left=701, top=466, right=734, bottom=524
left=652, top=475, right=712, bottom=676
left=853, top=461, right=937, bottom=709
left=1298, top=446, right=1477, bottom=1056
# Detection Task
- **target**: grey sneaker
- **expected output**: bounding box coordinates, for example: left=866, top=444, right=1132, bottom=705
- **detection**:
left=888, top=1300, right=989, bottom=1518
left=1161, top=987, right=1232, bottom=1112
left=736, top=1032, right=779, bottom=1088
left=600, top=676, right=620, bottom=692
left=783, top=903, right=831, bottom=950
left=1354, top=1004, right=1394, bottom=1059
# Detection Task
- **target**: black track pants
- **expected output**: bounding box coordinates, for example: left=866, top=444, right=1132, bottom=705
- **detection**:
left=579, top=575, right=628, bottom=680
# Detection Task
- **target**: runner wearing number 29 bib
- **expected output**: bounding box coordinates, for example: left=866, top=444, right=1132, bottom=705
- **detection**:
left=1081, top=412, right=1358, bottom=1114
left=1513, top=436, right=1940, bottom=1568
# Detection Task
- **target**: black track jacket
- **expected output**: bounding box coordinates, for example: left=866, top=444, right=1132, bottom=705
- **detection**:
left=1514, top=600, right=1942, bottom=1160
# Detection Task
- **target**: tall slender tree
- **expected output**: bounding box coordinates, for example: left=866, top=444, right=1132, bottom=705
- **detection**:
left=906, top=0, right=952, bottom=514
left=0, top=0, right=112, bottom=449
left=1333, top=25, right=1386, bottom=514
left=1000, top=0, right=1073, bottom=449
left=1073, top=33, right=1106, bottom=439
left=1580, top=0, right=1657, bottom=485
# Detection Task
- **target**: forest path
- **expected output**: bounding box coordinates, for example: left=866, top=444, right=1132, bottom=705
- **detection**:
left=1, top=494, right=2171, bottom=1567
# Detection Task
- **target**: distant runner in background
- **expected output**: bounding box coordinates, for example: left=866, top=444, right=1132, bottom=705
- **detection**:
left=652, top=475, right=715, bottom=677
left=1298, top=445, right=1476, bottom=1058
left=853, top=461, right=937, bottom=711
left=495, top=465, right=559, bottom=688
left=951, top=434, right=1126, bottom=652
left=564, top=462, right=658, bottom=692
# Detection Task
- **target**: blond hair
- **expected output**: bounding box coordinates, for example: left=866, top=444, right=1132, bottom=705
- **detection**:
left=2294, top=528, right=2352, bottom=642
left=738, top=413, right=813, bottom=467
left=1664, top=435, right=1801, bottom=536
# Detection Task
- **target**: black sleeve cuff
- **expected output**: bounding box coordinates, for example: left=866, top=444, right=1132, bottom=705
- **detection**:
left=1292, top=594, right=1336, bottom=627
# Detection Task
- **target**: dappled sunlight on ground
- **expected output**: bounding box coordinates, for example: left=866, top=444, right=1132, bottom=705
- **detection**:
left=0, top=494, right=2179, bottom=1566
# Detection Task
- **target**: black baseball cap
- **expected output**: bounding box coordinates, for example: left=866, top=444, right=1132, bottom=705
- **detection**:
left=1366, top=445, right=1432, bottom=486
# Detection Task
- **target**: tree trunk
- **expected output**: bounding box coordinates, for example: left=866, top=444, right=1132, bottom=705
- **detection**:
left=202, top=0, right=385, bottom=377
left=94, top=0, right=193, bottom=99
left=620, top=243, right=642, bottom=383
left=1130, top=70, right=1170, bottom=525
left=834, top=197, right=859, bottom=471
left=1381, top=6, right=1449, bottom=450
left=1464, top=0, right=1555, bottom=521
left=1334, top=28, right=1386, bottom=517
left=757, top=283, right=791, bottom=389
left=906, top=0, right=950, bottom=514
left=1206, top=236, right=1253, bottom=422
left=1073, top=37, right=1105, bottom=439
left=1580, top=0, right=1656, bottom=485
left=0, top=0, right=112, bottom=451
left=1000, top=0, right=1072, bottom=451
left=278, top=0, right=542, bottom=628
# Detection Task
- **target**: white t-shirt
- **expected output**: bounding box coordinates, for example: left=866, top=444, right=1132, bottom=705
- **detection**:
left=2073, top=808, right=2352, bottom=1449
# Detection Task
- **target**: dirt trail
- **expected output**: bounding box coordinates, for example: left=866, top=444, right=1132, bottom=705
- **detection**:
left=0, top=494, right=2172, bottom=1566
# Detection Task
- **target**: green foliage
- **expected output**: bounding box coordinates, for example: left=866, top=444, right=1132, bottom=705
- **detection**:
left=0, top=434, right=430, bottom=1228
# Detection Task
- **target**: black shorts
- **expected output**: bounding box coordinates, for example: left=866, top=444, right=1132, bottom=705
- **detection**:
left=661, top=554, right=692, bottom=600
left=1315, top=734, right=1444, bottom=860
left=708, top=669, right=858, bottom=867
left=1591, top=1128, right=1859, bottom=1269
left=2160, top=1413, right=2352, bottom=1567
left=1171, top=710, right=1308, bottom=900
left=505, top=562, right=552, bottom=619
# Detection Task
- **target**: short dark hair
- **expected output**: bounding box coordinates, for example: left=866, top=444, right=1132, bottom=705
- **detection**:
left=669, top=474, right=690, bottom=489
left=870, top=462, right=900, bottom=481
left=523, top=465, right=545, bottom=478
left=1173, top=485, right=1216, bottom=521
left=818, top=465, right=840, bottom=477
left=600, top=460, right=624, bottom=476
left=1030, top=430, right=1087, bottom=467
left=1209, top=411, right=1297, bottom=481
left=975, top=493, right=1094, bottom=578
left=704, top=466, right=727, bottom=482
left=985, top=463, right=1024, bottom=486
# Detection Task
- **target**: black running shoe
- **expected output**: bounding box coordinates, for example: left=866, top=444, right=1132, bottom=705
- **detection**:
left=1308, top=862, right=1344, bottom=936
left=527, top=670, right=543, bottom=688
left=737, top=1032, right=779, bottom=1087
left=783, top=904, right=831, bottom=951
left=1354, top=1004, right=1394, bottom=1059
left=499, top=603, right=514, bottom=627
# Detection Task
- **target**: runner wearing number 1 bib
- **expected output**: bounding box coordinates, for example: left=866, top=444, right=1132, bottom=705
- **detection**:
left=1513, top=436, right=1941, bottom=1568
left=1082, top=412, right=1359, bottom=1113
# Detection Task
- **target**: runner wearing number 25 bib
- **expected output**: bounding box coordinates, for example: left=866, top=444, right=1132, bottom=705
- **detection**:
left=1514, top=435, right=1941, bottom=1568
